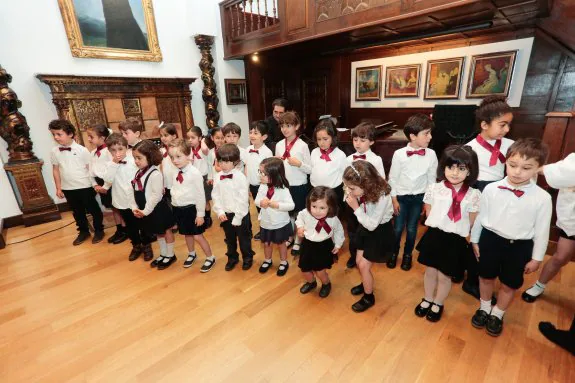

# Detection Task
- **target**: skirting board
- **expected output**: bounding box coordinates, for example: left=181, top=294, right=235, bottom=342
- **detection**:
left=3, top=202, right=70, bottom=229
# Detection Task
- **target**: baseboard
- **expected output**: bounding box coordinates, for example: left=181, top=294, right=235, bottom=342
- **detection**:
left=3, top=202, right=70, bottom=229
left=0, top=218, right=5, bottom=249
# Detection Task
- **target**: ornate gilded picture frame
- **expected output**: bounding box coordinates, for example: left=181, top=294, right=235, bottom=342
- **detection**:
left=57, top=0, right=162, bottom=62
left=355, top=65, right=382, bottom=101
left=466, top=50, right=517, bottom=98
left=424, top=57, right=465, bottom=100
left=385, top=64, right=421, bottom=98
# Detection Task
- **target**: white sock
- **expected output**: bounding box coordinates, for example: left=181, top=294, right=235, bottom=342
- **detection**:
left=420, top=300, right=431, bottom=309
left=491, top=305, right=505, bottom=320
left=158, top=237, right=167, bottom=256
left=280, top=260, right=288, bottom=265
left=188, top=251, right=196, bottom=257
left=206, top=255, right=215, bottom=261
left=166, top=242, right=175, bottom=257
left=526, top=281, right=546, bottom=297
left=480, top=298, right=492, bottom=314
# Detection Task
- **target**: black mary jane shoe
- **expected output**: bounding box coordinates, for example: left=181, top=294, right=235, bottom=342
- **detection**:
left=486, top=315, right=503, bottom=337
left=319, top=283, right=332, bottom=298
left=150, top=256, right=165, bottom=268
left=414, top=299, right=432, bottom=317
left=277, top=262, right=289, bottom=276
left=350, top=283, right=365, bottom=296
left=352, top=294, right=375, bottom=313
left=426, top=304, right=444, bottom=322
left=157, top=256, right=177, bottom=270
left=346, top=256, right=356, bottom=269
left=521, top=290, right=540, bottom=303
left=300, top=281, right=317, bottom=294
left=471, top=309, right=489, bottom=329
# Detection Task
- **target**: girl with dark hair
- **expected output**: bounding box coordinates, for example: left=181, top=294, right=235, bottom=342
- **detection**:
left=187, top=126, right=213, bottom=228
left=255, top=157, right=294, bottom=276
left=158, top=122, right=179, bottom=198
left=414, top=145, right=480, bottom=322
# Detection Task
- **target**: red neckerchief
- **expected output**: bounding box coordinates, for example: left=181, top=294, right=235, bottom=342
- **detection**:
left=353, top=153, right=366, bottom=160
left=476, top=134, right=506, bottom=166
left=498, top=186, right=524, bottom=197
left=359, top=196, right=367, bottom=213
left=132, top=167, right=149, bottom=191
left=407, top=148, right=426, bottom=157
left=266, top=184, right=275, bottom=199
left=319, top=147, right=334, bottom=162
left=281, top=136, right=298, bottom=160
left=162, top=145, right=169, bottom=158
left=95, top=144, right=106, bottom=157
left=176, top=170, right=184, bottom=184
left=444, top=181, right=469, bottom=223
left=315, top=217, right=332, bottom=234
left=191, top=146, right=202, bottom=160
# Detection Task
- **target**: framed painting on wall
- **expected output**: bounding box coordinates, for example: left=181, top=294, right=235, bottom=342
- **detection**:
left=466, top=51, right=517, bottom=98
left=355, top=65, right=382, bottom=101
left=385, top=64, right=421, bottom=97
left=57, top=0, right=162, bottom=62
left=424, top=57, right=465, bottom=100
left=225, top=79, right=248, bottom=105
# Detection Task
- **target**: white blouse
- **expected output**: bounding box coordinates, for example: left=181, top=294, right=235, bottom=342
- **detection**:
left=275, top=137, right=311, bottom=186
left=128, top=166, right=165, bottom=216
left=352, top=192, right=394, bottom=231
left=543, top=153, right=575, bottom=236
left=295, top=209, right=345, bottom=248
left=160, top=147, right=178, bottom=189
left=89, top=146, right=112, bottom=185
left=254, top=185, right=294, bottom=230
left=189, top=145, right=209, bottom=176
left=388, top=145, right=438, bottom=197
left=310, top=147, right=347, bottom=188
left=346, top=149, right=386, bottom=179
left=466, top=136, right=514, bottom=182
left=103, top=156, right=138, bottom=210
left=170, top=163, right=206, bottom=215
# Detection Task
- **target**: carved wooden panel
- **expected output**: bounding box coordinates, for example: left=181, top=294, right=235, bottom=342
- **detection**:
left=286, top=0, right=309, bottom=32
left=262, top=78, right=286, bottom=115
left=71, top=99, right=107, bottom=132
left=156, top=97, right=181, bottom=123
left=302, top=73, right=328, bottom=131
left=316, top=0, right=374, bottom=22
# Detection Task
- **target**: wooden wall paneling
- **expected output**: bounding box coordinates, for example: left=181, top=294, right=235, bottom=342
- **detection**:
left=542, top=112, right=572, bottom=163
left=286, top=0, right=308, bottom=34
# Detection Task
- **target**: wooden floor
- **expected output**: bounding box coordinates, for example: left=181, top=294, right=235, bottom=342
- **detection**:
left=1, top=209, right=573, bottom=383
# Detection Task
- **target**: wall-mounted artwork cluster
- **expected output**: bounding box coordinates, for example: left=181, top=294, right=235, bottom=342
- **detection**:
left=355, top=50, right=517, bottom=102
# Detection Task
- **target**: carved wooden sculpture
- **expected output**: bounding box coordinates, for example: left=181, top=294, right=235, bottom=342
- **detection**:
left=194, top=34, right=220, bottom=130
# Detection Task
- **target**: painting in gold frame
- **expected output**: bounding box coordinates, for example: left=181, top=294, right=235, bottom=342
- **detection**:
left=355, top=66, right=382, bottom=101
left=57, top=0, right=162, bottom=62
left=466, top=50, right=517, bottom=98
left=424, top=57, right=465, bottom=100
left=385, top=64, right=421, bottom=98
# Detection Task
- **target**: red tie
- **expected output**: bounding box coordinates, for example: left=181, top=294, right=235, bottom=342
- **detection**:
left=476, top=135, right=506, bottom=166
left=249, top=149, right=259, bottom=154
left=359, top=196, right=367, bottom=213
left=498, top=186, right=524, bottom=197
left=319, top=148, right=334, bottom=162
left=220, top=174, right=233, bottom=180
left=59, top=147, right=71, bottom=152
left=266, top=184, right=274, bottom=199
left=407, top=148, right=426, bottom=157
left=353, top=154, right=366, bottom=160
left=281, top=137, right=298, bottom=160
left=315, top=217, right=332, bottom=234
left=163, top=145, right=169, bottom=158
left=191, top=146, right=202, bottom=160
left=95, top=144, right=106, bottom=157
left=176, top=171, right=184, bottom=184
left=132, top=167, right=149, bottom=190
left=444, top=181, right=469, bottom=223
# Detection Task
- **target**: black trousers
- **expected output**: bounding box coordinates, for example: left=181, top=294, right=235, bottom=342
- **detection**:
left=118, top=208, right=153, bottom=246
left=249, top=184, right=261, bottom=213
left=345, top=204, right=359, bottom=259
left=221, top=212, right=253, bottom=261
left=62, top=187, right=104, bottom=233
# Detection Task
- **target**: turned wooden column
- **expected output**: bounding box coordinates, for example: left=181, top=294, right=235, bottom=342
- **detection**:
left=194, top=34, right=220, bottom=130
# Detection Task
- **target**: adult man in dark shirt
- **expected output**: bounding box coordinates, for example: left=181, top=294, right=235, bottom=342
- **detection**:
left=264, top=98, right=290, bottom=152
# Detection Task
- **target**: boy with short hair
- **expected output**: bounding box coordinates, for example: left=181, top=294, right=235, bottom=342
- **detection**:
left=212, top=143, right=254, bottom=271
left=222, top=122, right=248, bottom=173
left=49, top=119, right=105, bottom=245
left=470, top=138, right=552, bottom=337
left=387, top=114, right=438, bottom=271
left=118, top=117, right=144, bottom=154
left=346, top=122, right=386, bottom=178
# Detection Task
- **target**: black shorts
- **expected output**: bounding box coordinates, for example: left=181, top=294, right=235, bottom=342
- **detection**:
left=478, top=229, right=534, bottom=289
left=173, top=204, right=206, bottom=235
left=559, top=229, right=575, bottom=241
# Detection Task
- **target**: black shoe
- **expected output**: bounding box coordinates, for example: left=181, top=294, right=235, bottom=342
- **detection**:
left=400, top=254, right=412, bottom=271
left=254, top=231, right=261, bottom=241
left=352, top=294, right=375, bottom=313
left=200, top=257, right=216, bottom=273
left=415, top=299, right=432, bottom=317
left=112, top=231, right=128, bottom=244
left=277, top=262, right=289, bottom=276
left=471, top=309, right=489, bottom=329
left=73, top=232, right=90, bottom=246
left=150, top=256, right=165, bottom=268
left=319, top=283, right=331, bottom=298
left=451, top=275, right=464, bottom=284
left=426, top=304, right=444, bottom=322
left=462, top=280, right=481, bottom=300
left=538, top=322, right=575, bottom=355
left=300, top=281, right=317, bottom=294
left=346, top=256, right=356, bottom=269
left=242, top=258, right=253, bottom=270
left=157, top=255, right=177, bottom=270
left=386, top=253, right=398, bottom=269
left=350, top=283, right=364, bottom=296
left=183, top=254, right=197, bottom=268
left=521, top=290, right=541, bottom=303
left=486, top=315, right=503, bottom=337
left=142, top=244, right=154, bottom=262
left=291, top=244, right=300, bottom=256
left=128, top=245, right=142, bottom=261
left=205, top=215, right=213, bottom=228
left=107, top=231, right=120, bottom=243
left=225, top=258, right=239, bottom=271
left=92, top=231, right=105, bottom=244
left=259, top=260, right=272, bottom=274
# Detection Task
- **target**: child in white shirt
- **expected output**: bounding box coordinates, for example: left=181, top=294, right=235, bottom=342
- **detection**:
left=158, top=122, right=179, bottom=200
left=222, top=122, right=248, bottom=173
left=187, top=126, right=213, bottom=228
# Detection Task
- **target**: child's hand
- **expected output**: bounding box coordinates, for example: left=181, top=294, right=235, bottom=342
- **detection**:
left=269, top=201, right=279, bottom=209
left=195, top=217, right=205, bottom=226
left=287, top=157, right=302, bottom=167
left=56, top=189, right=64, bottom=199
left=260, top=198, right=270, bottom=208
left=214, top=163, right=222, bottom=172
left=297, top=227, right=305, bottom=237
left=218, top=214, right=228, bottom=222
left=133, top=209, right=145, bottom=218
left=392, top=198, right=400, bottom=215
left=346, top=195, right=359, bottom=211
left=99, top=188, right=108, bottom=195
left=524, top=259, right=541, bottom=274
left=332, top=247, right=340, bottom=254
left=471, top=243, right=480, bottom=260
left=207, top=179, right=213, bottom=185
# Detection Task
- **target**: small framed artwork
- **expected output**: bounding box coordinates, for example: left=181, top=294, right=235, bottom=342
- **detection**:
left=424, top=57, right=465, bottom=100
left=466, top=50, right=517, bottom=98
left=225, top=79, right=248, bottom=105
left=355, top=65, right=382, bottom=101
left=385, top=64, right=421, bottom=97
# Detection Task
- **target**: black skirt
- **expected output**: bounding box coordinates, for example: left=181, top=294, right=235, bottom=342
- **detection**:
left=356, top=221, right=395, bottom=263
left=298, top=237, right=335, bottom=272
left=416, top=227, right=471, bottom=277
left=289, top=183, right=310, bottom=214
left=173, top=204, right=206, bottom=235
left=95, top=177, right=113, bottom=209
left=260, top=223, right=293, bottom=244
left=141, top=198, right=175, bottom=235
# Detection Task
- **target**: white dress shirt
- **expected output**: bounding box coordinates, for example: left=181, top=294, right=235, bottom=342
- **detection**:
left=295, top=209, right=345, bottom=248
left=353, top=193, right=394, bottom=231
left=160, top=147, right=178, bottom=189
left=346, top=149, right=386, bottom=179
left=212, top=168, right=250, bottom=226
left=50, top=141, right=93, bottom=190
left=310, top=147, right=347, bottom=188
left=207, top=148, right=217, bottom=181
left=89, top=146, right=112, bottom=188
left=255, top=185, right=294, bottom=230
left=470, top=177, right=552, bottom=261
left=189, top=146, right=209, bottom=176
left=128, top=166, right=165, bottom=216
left=246, top=144, right=273, bottom=186
left=275, top=137, right=311, bottom=186
left=104, top=156, right=138, bottom=210
left=544, top=153, right=575, bottom=236
left=467, top=136, right=514, bottom=181
left=170, top=163, right=206, bottom=215
left=423, top=181, right=481, bottom=237
left=388, top=145, right=438, bottom=197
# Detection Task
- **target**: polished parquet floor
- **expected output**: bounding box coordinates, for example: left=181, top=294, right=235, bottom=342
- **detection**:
left=0, top=209, right=573, bottom=382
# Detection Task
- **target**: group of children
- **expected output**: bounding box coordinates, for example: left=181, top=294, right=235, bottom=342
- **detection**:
left=48, top=95, right=573, bottom=341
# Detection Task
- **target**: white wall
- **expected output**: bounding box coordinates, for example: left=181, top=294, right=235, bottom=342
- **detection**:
left=0, top=0, right=248, bottom=219
left=351, top=38, right=534, bottom=108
